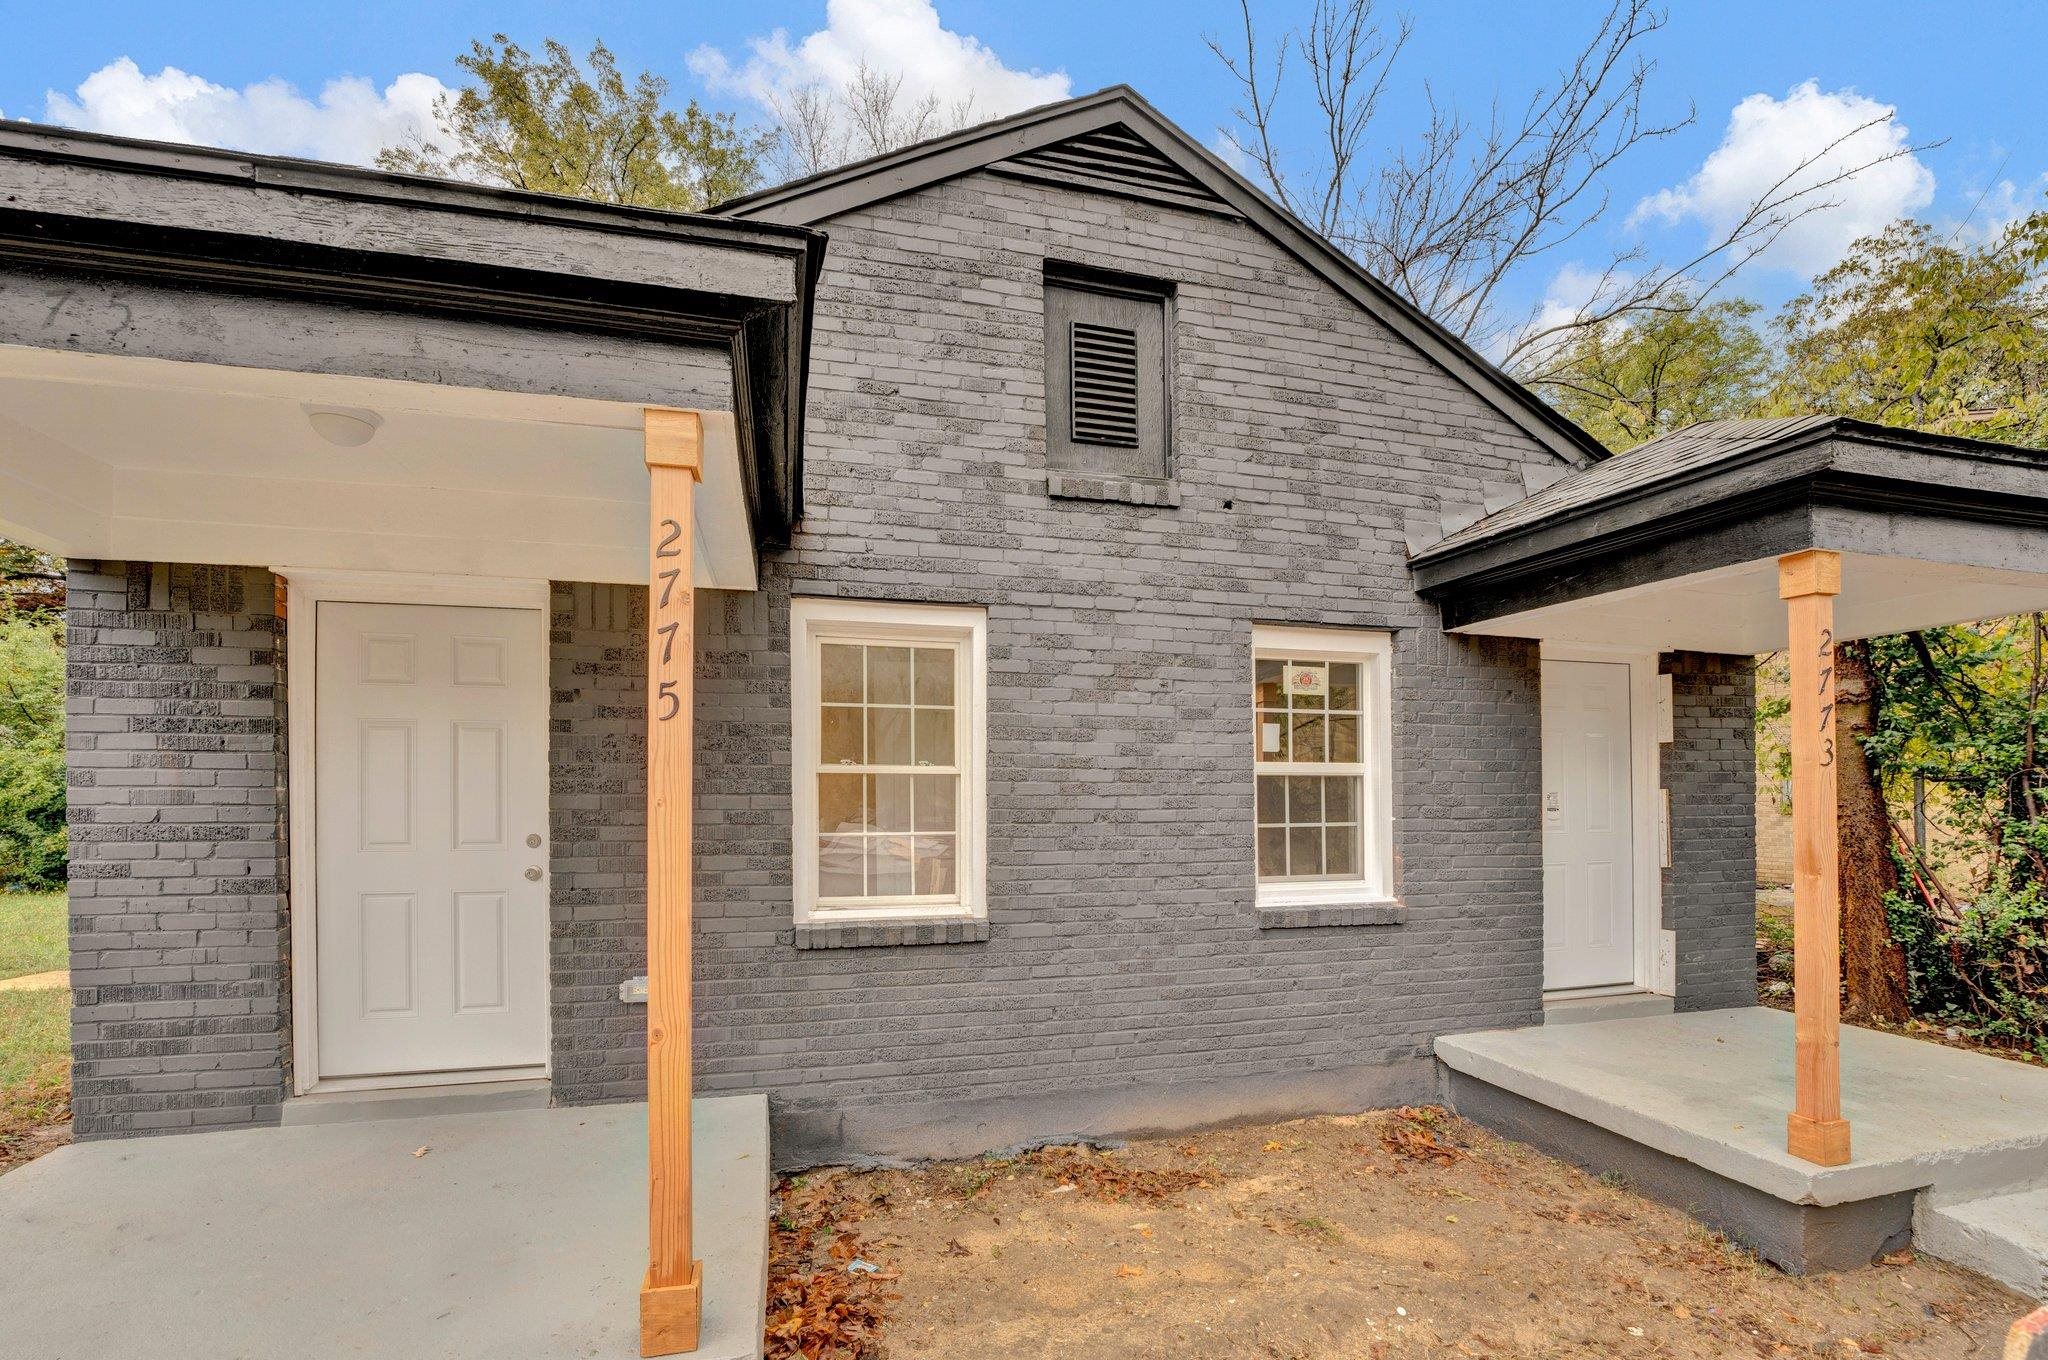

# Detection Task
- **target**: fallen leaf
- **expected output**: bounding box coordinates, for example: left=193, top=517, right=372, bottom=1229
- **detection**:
left=1116, top=1263, right=1144, bottom=1278
left=1672, top=1305, right=1691, bottom=1320
left=412, top=1146, right=429, bottom=1158
left=943, top=1239, right=971, bottom=1257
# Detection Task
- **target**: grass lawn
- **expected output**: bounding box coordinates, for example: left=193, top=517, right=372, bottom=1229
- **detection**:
left=0, top=890, right=67, bottom=980
left=0, top=891, right=70, bottom=1172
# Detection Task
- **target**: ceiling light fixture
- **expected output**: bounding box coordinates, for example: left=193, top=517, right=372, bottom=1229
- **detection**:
left=304, top=405, right=384, bottom=448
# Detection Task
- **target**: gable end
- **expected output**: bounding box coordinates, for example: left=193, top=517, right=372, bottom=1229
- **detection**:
left=988, top=124, right=1239, bottom=219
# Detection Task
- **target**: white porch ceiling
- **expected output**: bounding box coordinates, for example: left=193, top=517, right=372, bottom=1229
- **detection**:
left=1454, top=552, right=2048, bottom=653
left=0, top=345, right=755, bottom=590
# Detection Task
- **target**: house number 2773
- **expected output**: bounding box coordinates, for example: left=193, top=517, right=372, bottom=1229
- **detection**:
left=1816, top=627, right=1834, bottom=767
left=653, top=517, right=684, bottom=721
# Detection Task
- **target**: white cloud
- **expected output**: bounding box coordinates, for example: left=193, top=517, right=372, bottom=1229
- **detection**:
left=689, top=0, right=1069, bottom=125
left=1943, top=172, right=2048, bottom=246
left=43, top=57, right=448, bottom=167
left=1635, top=80, right=1935, bottom=276
left=1495, top=261, right=1633, bottom=363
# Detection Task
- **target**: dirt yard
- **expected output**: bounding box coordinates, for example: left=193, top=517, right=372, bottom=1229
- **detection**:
left=768, top=1106, right=2030, bottom=1360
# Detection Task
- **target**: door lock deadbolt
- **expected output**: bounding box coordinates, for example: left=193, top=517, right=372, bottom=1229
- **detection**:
left=525, top=833, right=543, bottom=849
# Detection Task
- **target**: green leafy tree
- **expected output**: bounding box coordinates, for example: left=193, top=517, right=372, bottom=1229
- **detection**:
left=1763, top=213, right=2048, bottom=1037
left=1524, top=298, right=1773, bottom=452
left=1773, top=213, right=2048, bottom=446
left=0, top=613, right=65, bottom=892
left=1864, top=617, right=2048, bottom=1053
left=377, top=36, right=768, bottom=211
left=0, top=541, right=62, bottom=614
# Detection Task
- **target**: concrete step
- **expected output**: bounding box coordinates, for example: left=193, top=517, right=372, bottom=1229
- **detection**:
left=1918, top=1186, right=2048, bottom=1301
left=1542, top=991, right=1675, bottom=1026
left=279, top=1078, right=550, bottom=1127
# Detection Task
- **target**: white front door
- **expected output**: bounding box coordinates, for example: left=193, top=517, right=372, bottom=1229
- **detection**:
left=1541, top=659, right=1636, bottom=991
left=314, top=601, right=549, bottom=1081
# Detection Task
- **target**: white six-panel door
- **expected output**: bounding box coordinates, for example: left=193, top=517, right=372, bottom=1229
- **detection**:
left=1541, top=659, right=1637, bottom=991
left=314, top=602, right=548, bottom=1081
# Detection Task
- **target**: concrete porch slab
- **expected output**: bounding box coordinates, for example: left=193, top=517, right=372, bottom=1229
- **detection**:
left=1437, top=1008, right=2048, bottom=1208
left=0, top=1093, right=769, bottom=1360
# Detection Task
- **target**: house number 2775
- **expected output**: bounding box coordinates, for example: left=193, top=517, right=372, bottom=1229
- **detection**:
left=653, top=517, right=684, bottom=721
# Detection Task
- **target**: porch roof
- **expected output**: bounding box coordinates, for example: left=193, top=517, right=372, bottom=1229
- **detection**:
left=0, top=122, right=826, bottom=583
left=1412, top=416, right=2048, bottom=652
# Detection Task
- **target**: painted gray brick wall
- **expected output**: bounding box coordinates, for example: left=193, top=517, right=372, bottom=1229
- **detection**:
left=64, top=561, right=289, bottom=1138
left=675, top=169, right=1574, bottom=1163
left=55, top=170, right=1767, bottom=1152
left=1662, top=652, right=1758, bottom=1012
left=548, top=581, right=652, bottom=1103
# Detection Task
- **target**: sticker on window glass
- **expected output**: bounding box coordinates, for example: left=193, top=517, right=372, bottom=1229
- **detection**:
left=1261, top=720, right=1282, bottom=753
left=1286, top=663, right=1327, bottom=698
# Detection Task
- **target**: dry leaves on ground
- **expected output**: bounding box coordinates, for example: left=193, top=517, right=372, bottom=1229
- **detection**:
left=765, top=1174, right=900, bottom=1360
left=1379, top=1104, right=1470, bottom=1167
left=1022, top=1144, right=1216, bottom=1202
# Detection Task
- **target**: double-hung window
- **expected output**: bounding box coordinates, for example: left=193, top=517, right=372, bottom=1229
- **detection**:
left=1252, top=625, right=1394, bottom=906
left=791, top=598, right=986, bottom=924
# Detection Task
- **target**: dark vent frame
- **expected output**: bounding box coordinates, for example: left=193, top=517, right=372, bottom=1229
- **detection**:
left=1069, top=321, right=1141, bottom=447
left=1043, top=261, right=1175, bottom=488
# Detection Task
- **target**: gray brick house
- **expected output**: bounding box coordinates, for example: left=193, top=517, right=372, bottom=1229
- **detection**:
left=12, top=84, right=2048, bottom=1200
left=17, top=83, right=2048, bottom=1346
left=0, top=87, right=1757, bottom=1154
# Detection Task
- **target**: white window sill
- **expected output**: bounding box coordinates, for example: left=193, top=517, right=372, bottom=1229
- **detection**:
left=790, top=917, right=990, bottom=950
left=1254, top=892, right=1407, bottom=930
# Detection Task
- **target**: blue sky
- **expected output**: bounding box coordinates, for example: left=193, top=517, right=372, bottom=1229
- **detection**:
left=4, top=1, right=2040, bottom=340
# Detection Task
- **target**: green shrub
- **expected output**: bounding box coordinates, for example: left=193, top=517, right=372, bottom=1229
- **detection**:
left=0, top=614, right=65, bottom=892
left=1888, top=841, right=2048, bottom=1059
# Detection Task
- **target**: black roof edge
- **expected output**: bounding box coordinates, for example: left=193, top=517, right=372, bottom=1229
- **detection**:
left=711, top=85, right=1608, bottom=472
left=1410, top=415, right=2048, bottom=595
left=0, top=117, right=821, bottom=259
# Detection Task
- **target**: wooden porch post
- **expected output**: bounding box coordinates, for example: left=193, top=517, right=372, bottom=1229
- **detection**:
left=641, top=407, right=704, bottom=1356
left=1780, top=549, right=1852, bottom=1167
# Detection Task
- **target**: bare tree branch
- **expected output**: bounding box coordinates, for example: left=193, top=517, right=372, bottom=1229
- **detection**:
left=1210, top=0, right=1940, bottom=374
left=767, top=62, right=979, bottom=179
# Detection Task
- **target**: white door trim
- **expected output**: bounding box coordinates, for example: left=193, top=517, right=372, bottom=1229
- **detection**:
left=1539, top=642, right=1669, bottom=997
left=281, top=568, right=552, bottom=1096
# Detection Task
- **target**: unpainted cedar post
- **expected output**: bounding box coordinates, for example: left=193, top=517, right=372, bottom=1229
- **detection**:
left=1779, top=549, right=1852, bottom=1167
left=641, top=407, right=704, bottom=1356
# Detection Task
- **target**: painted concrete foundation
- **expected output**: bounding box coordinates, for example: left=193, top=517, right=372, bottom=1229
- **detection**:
left=774, top=1055, right=1439, bottom=1170
left=0, top=1095, right=770, bottom=1360
left=1438, top=1009, right=2048, bottom=1277
left=1445, top=1071, right=1913, bottom=1272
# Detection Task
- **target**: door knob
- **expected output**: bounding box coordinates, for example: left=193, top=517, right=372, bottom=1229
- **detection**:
left=524, top=866, right=543, bottom=882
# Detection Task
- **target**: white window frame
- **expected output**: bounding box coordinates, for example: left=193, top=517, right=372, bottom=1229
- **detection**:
left=1252, top=624, right=1396, bottom=909
left=791, top=597, right=988, bottom=925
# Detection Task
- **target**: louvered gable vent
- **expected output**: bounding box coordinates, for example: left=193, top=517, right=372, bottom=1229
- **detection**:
left=1069, top=321, right=1141, bottom=446
left=996, top=124, right=1234, bottom=216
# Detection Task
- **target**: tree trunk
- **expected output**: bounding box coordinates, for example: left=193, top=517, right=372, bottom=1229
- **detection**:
left=1834, top=641, right=1912, bottom=1023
